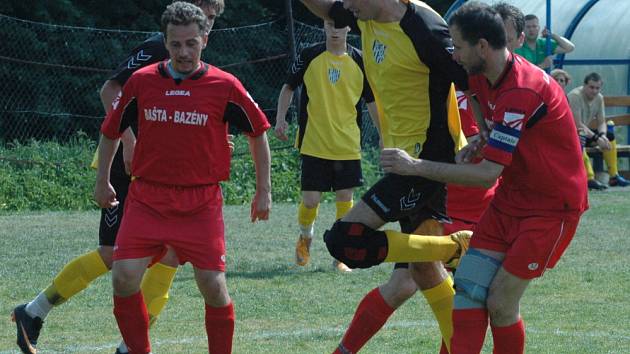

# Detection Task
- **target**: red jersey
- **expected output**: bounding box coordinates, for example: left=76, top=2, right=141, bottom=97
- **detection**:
left=447, top=91, right=496, bottom=223
left=101, top=61, right=270, bottom=186
left=469, top=54, right=587, bottom=216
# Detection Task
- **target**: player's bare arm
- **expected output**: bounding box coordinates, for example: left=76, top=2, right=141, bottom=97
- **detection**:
left=300, top=0, right=335, bottom=20
left=380, top=148, right=502, bottom=188
left=274, top=84, right=294, bottom=141
left=248, top=133, right=272, bottom=222
left=94, top=135, right=121, bottom=208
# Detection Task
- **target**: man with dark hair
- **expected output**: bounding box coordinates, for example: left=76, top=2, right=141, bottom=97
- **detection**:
left=568, top=72, right=630, bottom=188
left=515, top=13, right=574, bottom=69
left=94, top=2, right=271, bottom=353
left=10, top=2, right=225, bottom=354
left=299, top=0, right=473, bottom=351
left=275, top=19, right=378, bottom=273
left=492, top=2, right=524, bottom=52
left=381, top=2, right=588, bottom=353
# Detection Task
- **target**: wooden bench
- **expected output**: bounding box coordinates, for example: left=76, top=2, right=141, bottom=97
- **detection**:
left=585, top=96, right=630, bottom=178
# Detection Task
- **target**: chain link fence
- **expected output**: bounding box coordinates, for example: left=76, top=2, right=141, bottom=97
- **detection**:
left=0, top=14, right=378, bottom=151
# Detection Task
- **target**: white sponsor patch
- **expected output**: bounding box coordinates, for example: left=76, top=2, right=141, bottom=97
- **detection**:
left=490, top=129, right=519, bottom=147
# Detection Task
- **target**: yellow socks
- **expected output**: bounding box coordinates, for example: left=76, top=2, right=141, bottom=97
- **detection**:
left=422, top=276, right=455, bottom=353
left=298, top=201, right=319, bottom=238
left=335, top=200, right=353, bottom=220
left=603, top=140, right=619, bottom=176
left=583, top=150, right=595, bottom=180
left=45, top=250, right=109, bottom=305
left=140, top=262, right=178, bottom=326
left=383, top=230, right=458, bottom=263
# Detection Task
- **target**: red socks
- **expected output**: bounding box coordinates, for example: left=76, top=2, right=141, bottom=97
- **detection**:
left=334, top=288, right=395, bottom=354
left=491, top=318, right=525, bottom=354
left=113, top=292, right=151, bottom=354
left=450, top=308, right=488, bottom=354
left=205, top=303, right=235, bottom=354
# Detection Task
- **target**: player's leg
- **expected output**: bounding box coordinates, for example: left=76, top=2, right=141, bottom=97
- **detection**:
left=602, top=123, right=629, bottom=186
left=323, top=175, right=470, bottom=269
left=140, top=249, right=179, bottom=326
left=410, top=217, right=455, bottom=349
left=486, top=267, right=529, bottom=354
left=332, top=188, right=355, bottom=272
left=483, top=213, right=580, bottom=354
left=296, top=190, right=322, bottom=266
left=194, top=268, right=234, bottom=354
left=330, top=158, right=363, bottom=272
left=334, top=266, right=417, bottom=353
left=11, top=176, right=127, bottom=354
left=112, top=257, right=153, bottom=354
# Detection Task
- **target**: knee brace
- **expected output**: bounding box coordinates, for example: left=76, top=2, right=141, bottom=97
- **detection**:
left=453, top=248, right=501, bottom=309
left=323, top=221, right=388, bottom=269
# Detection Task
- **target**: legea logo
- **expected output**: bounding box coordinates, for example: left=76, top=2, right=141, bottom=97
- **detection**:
left=372, top=40, right=387, bottom=64
left=328, top=68, right=341, bottom=84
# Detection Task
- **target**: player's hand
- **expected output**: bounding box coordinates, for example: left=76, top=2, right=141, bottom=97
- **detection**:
left=274, top=119, right=289, bottom=141
left=541, top=27, right=550, bottom=38
left=455, top=140, right=484, bottom=164
left=596, top=134, right=612, bottom=151
left=122, top=140, right=135, bottom=175
left=380, top=148, right=418, bottom=175
left=250, top=191, right=271, bottom=222
left=94, top=180, right=119, bottom=209
left=227, top=134, right=235, bottom=153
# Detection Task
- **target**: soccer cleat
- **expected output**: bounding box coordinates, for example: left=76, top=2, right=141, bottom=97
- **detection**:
left=587, top=179, right=608, bottom=190
left=609, top=174, right=630, bottom=187
left=333, top=260, right=352, bottom=273
left=11, top=304, right=43, bottom=354
left=444, top=230, right=472, bottom=269
left=295, top=235, right=312, bottom=266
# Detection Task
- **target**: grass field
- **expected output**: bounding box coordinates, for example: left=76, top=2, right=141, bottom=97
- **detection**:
left=1, top=189, right=629, bottom=353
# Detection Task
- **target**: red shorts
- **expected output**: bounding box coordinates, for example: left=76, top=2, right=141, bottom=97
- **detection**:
left=113, top=179, right=226, bottom=271
left=443, top=217, right=477, bottom=235
left=471, top=204, right=581, bottom=279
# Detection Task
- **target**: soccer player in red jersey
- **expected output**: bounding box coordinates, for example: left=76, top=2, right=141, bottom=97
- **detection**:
left=380, top=2, right=588, bottom=353
left=94, top=3, right=271, bottom=353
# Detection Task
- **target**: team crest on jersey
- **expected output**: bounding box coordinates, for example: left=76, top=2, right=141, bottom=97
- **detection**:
left=372, top=40, right=387, bottom=64
left=328, top=68, right=341, bottom=84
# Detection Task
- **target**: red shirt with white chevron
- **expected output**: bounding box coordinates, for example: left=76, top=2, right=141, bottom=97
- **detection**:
left=468, top=53, right=587, bottom=216
left=101, top=61, right=270, bottom=186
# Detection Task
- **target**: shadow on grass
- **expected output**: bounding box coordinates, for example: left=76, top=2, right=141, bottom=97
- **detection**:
left=173, top=265, right=332, bottom=282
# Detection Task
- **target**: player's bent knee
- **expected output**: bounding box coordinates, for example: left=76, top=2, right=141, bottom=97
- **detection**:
left=453, top=248, right=501, bottom=309
left=97, top=246, right=114, bottom=269
left=323, top=221, right=388, bottom=269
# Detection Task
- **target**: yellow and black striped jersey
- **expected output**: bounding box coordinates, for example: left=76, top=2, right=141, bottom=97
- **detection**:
left=286, top=42, right=374, bottom=160
left=330, top=0, right=468, bottom=161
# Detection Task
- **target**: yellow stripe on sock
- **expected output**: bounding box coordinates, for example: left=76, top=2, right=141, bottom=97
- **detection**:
left=583, top=151, right=595, bottom=180
left=603, top=140, right=618, bottom=176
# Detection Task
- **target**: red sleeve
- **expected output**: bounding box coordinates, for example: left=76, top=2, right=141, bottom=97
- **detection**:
left=482, top=89, right=544, bottom=166
left=100, top=76, right=138, bottom=139
left=225, top=77, right=270, bottom=137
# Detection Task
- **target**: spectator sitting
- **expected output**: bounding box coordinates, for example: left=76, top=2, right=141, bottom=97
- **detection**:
left=567, top=72, right=630, bottom=188
left=551, top=69, right=571, bottom=91
left=515, top=14, right=574, bottom=69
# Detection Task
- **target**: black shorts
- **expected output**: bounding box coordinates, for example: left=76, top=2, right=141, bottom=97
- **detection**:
left=300, top=155, right=363, bottom=192
left=98, top=174, right=131, bottom=246
left=361, top=173, right=449, bottom=233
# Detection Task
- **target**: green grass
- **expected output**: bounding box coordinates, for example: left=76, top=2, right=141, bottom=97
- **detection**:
left=1, top=190, right=629, bottom=353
